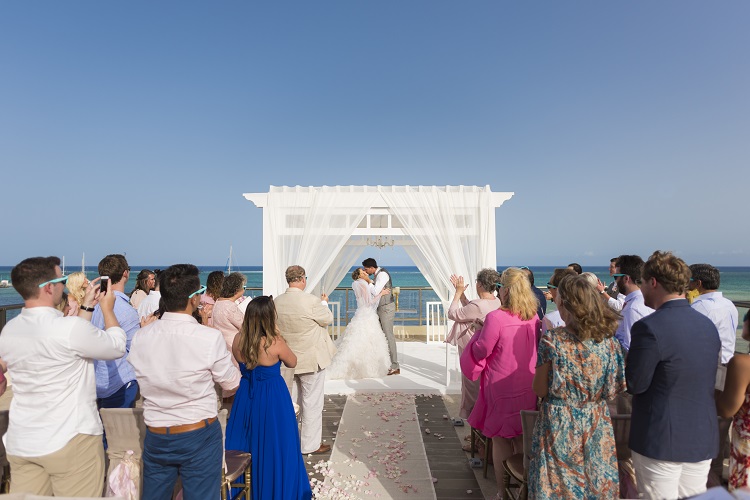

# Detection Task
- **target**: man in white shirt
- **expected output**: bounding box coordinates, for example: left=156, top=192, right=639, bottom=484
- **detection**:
left=613, top=254, right=654, bottom=352
left=688, top=263, right=739, bottom=486
left=689, top=263, right=739, bottom=365
left=0, top=256, right=126, bottom=496
left=128, top=264, right=241, bottom=499
left=362, top=258, right=399, bottom=375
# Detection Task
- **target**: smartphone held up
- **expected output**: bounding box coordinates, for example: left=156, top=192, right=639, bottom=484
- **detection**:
left=100, top=276, right=110, bottom=294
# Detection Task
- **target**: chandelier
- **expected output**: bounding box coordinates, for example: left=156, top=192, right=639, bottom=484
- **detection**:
left=365, top=236, right=395, bottom=249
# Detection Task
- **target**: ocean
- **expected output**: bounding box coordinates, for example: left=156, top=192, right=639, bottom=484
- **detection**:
left=2, top=265, right=749, bottom=324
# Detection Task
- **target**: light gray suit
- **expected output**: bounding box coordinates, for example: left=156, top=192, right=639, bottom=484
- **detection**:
left=373, top=267, right=398, bottom=370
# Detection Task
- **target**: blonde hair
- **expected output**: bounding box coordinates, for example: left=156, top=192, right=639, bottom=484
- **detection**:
left=66, top=272, right=88, bottom=306
left=557, top=274, right=620, bottom=342
left=499, top=267, right=538, bottom=321
left=236, top=296, right=279, bottom=369
left=581, top=272, right=600, bottom=288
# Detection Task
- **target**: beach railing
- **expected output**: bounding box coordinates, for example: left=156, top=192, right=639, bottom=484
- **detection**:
left=0, top=304, right=23, bottom=332
left=245, top=286, right=441, bottom=327
left=2, top=298, right=749, bottom=349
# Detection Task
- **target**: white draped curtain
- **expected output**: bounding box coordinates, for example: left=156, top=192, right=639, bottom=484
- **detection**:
left=317, top=243, right=366, bottom=297
left=379, top=186, right=496, bottom=305
left=264, top=186, right=378, bottom=296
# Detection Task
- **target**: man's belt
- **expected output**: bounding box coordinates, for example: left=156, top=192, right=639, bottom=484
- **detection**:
left=147, top=417, right=217, bottom=435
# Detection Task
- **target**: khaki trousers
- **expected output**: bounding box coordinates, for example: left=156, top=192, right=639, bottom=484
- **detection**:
left=8, top=433, right=105, bottom=497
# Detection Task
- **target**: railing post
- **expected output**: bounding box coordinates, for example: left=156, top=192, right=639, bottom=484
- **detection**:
left=418, top=289, right=423, bottom=325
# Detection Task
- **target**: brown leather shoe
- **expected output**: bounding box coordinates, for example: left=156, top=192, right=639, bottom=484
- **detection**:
left=308, top=444, right=331, bottom=455
left=387, top=368, right=401, bottom=376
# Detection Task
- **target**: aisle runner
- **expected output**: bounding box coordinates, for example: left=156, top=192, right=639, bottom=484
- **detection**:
left=312, top=392, right=437, bottom=499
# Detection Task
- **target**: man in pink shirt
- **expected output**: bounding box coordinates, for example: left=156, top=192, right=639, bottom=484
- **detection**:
left=129, top=264, right=241, bottom=500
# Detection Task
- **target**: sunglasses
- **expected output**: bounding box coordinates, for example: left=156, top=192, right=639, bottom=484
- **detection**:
left=38, top=275, right=68, bottom=288
left=612, top=273, right=627, bottom=278
left=546, top=283, right=557, bottom=289
left=189, top=285, right=207, bottom=298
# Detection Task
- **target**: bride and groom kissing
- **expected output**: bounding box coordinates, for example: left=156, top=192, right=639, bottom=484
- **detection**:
left=326, top=257, right=401, bottom=380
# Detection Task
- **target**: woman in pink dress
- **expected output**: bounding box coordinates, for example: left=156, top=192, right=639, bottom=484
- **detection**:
left=213, top=272, right=247, bottom=367
left=64, top=271, right=89, bottom=317
left=447, top=268, right=501, bottom=421
left=460, top=267, right=541, bottom=497
left=200, top=271, right=225, bottom=327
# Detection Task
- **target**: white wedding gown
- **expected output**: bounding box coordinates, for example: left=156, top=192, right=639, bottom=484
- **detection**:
left=326, top=279, right=390, bottom=380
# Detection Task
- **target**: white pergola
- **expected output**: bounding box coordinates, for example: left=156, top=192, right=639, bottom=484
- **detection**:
left=243, top=185, right=514, bottom=303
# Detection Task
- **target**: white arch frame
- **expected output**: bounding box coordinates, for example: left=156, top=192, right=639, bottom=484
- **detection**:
left=243, top=185, right=514, bottom=305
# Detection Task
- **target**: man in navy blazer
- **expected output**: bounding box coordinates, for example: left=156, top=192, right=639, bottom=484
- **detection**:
left=626, top=250, right=720, bottom=500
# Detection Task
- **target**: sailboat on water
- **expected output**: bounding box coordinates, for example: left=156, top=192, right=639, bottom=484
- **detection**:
left=226, top=245, right=240, bottom=273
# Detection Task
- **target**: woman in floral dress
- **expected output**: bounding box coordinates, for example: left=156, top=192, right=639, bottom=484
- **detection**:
left=528, top=274, right=626, bottom=500
left=716, top=312, right=750, bottom=491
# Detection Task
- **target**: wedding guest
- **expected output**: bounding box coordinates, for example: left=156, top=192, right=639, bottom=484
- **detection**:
left=541, top=268, right=577, bottom=332
left=529, top=274, right=625, bottom=499
left=128, top=264, right=241, bottom=499
left=92, top=254, right=141, bottom=409
left=627, top=251, right=720, bottom=499
left=137, top=270, right=162, bottom=319
left=129, top=269, right=155, bottom=309
left=605, top=257, right=620, bottom=298
left=225, top=296, right=312, bottom=499
left=567, top=263, right=583, bottom=274
left=213, top=272, right=247, bottom=364
left=201, top=270, right=224, bottom=327
left=460, top=267, right=541, bottom=497
left=689, top=263, right=739, bottom=365
left=716, top=347, right=750, bottom=491
left=0, top=256, right=125, bottom=496
left=612, top=255, right=653, bottom=353
left=274, top=265, right=336, bottom=455
left=689, top=263, right=740, bottom=486
left=520, top=267, right=546, bottom=320
left=64, top=271, right=89, bottom=316
left=446, top=269, right=501, bottom=426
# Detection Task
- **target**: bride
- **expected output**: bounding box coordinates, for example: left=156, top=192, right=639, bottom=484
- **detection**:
left=327, top=268, right=392, bottom=380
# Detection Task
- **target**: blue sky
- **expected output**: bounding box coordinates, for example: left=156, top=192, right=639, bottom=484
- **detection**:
left=1, top=1, right=748, bottom=267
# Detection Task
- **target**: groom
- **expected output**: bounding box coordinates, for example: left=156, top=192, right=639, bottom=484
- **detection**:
left=362, top=258, right=400, bottom=375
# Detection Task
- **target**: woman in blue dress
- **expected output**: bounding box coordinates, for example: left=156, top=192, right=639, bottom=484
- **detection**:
left=225, top=296, right=312, bottom=499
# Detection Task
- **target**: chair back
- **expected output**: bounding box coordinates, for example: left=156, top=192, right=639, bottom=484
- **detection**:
left=611, top=413, right=631, bottom=461
left=520, top=410, right=539, bottom=470
left=99, top=408, right=147, bottom=496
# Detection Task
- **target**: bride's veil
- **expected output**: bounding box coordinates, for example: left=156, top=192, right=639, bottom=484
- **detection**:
left=352, top=278, right=379, bottom=310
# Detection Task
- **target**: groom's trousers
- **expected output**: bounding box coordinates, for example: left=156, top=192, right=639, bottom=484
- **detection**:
left=377, top=302, right=399, bottom=370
